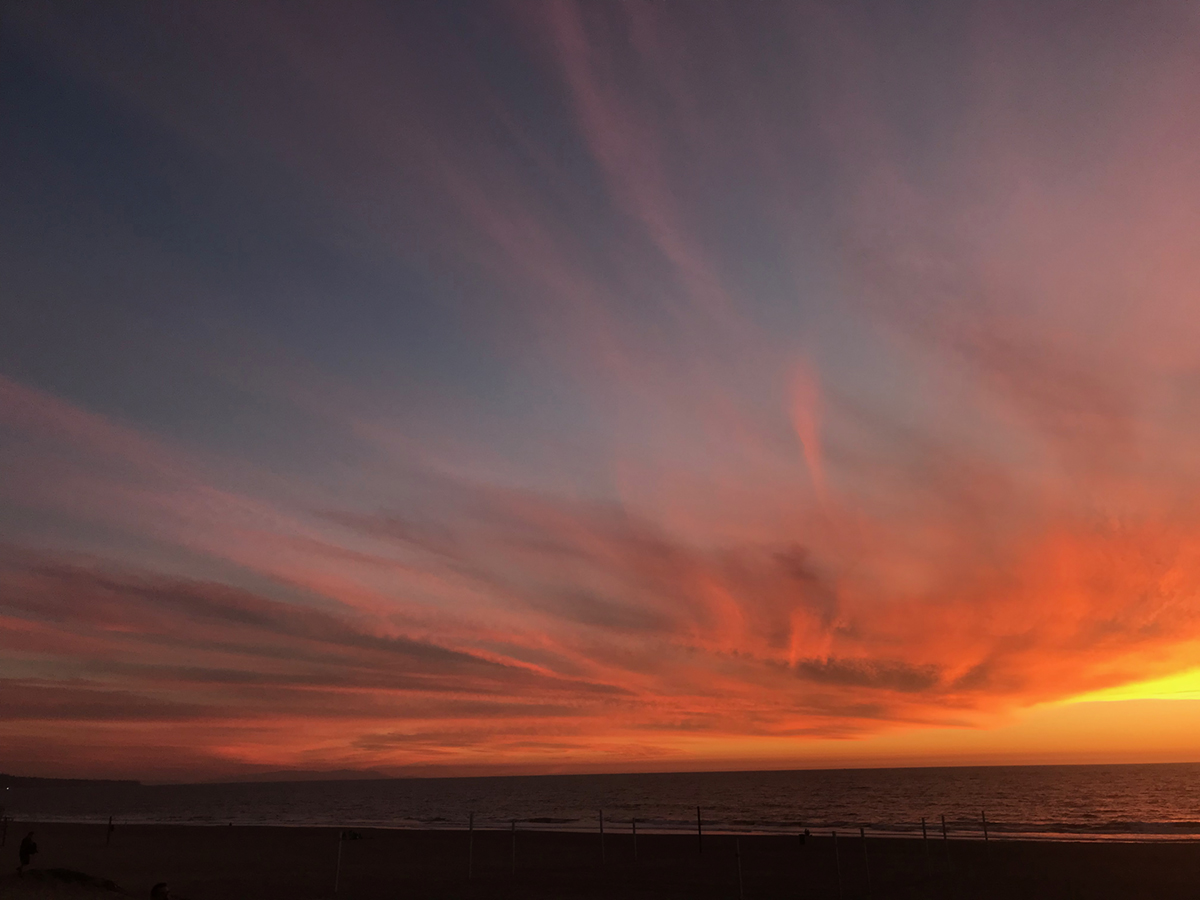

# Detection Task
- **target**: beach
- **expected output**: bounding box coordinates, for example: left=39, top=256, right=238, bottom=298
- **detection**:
left=2, top=821, right=1199, bottom=899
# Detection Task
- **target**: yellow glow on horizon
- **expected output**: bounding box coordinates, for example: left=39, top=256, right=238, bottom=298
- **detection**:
left=1064, top=668, right=1200, bottom=704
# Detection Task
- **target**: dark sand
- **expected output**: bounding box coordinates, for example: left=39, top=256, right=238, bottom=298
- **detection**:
left=3, top=821, right=1200, bottom=899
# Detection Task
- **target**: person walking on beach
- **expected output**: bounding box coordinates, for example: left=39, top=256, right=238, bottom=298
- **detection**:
left=17, top=831, right=37, bottom=875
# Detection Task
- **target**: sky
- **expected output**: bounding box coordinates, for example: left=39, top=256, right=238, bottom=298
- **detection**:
left=4, top=1, right=1200, bottom=782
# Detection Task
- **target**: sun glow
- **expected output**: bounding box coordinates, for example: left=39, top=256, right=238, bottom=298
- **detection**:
left=1066, top=668, right=1200, bottom=704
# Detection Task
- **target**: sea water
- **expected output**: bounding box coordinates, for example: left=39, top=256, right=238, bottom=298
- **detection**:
left=5, top=763, right=1200, bottom=841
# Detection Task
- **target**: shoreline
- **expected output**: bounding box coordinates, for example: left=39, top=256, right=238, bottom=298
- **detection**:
left=3, top=821, right=1200, bottom=898
left=9, top=816, right=1200, bottom=844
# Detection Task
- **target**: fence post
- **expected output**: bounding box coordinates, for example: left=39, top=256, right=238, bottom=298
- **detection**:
left=833, top=830, right=842, bottom=899
left=106, top=815, right=114, bottom=846
left=860, top=825, right=871, bottom=894
left=600, top=809, right=606, bottom=864
left=697, top=806, right=703, bottom=854
left=468, top=812, right=474, bottom=880
left=632, top=817, right=638, bottom=861
left=737, top=837, right=745, bottom=900
left=797, top=829, right=805, bottom=899
left=334, top=831, right=344, bottom=895
left=921, top=816, right=928, bottom=871
left=511, top=819, right=517, bottom=875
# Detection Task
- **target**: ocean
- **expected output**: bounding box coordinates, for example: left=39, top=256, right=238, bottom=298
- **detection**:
left=5, top=763, right=1200, bottom=842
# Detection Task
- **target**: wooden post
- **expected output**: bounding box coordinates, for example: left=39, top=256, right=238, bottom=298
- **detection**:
left=468, top=812, right=474, bottom=880
left=511, top=820, right=516, bottom=875
left=1, top=816, right=7, bottom=847
left=106, top=815, right=114, bottom=846
left=736, top=837, right=744, bottom=900
left=797, top=830, right=804, bottom=900
left=632, top=817, right=638, bottom=862
left=982, top=810, right=990, bottom=854
left=941, top=814, right=949, bottom=863
left=697, top=806, right=703, bottom=854
left=921, top=817, right=928, bottom=873
left=334, top=831, right=344, bottom=895
left=860, top=826, right=871, bottom=894
left=600, top=809, right=606, bottom=864
left=833, top=831, right=842, bottom=899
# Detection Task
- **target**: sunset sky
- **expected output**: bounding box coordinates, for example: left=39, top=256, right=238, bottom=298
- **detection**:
left=4, top=1, right=1200, bottom=782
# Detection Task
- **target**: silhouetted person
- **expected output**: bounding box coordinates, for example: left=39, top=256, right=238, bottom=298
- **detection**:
left=18, top=831, right=37, bottom=875
left=150, top=883, right=171, bottom=899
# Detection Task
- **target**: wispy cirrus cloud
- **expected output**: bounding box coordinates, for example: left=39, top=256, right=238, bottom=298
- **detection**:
left=4, top=1, right=1200, bottom=778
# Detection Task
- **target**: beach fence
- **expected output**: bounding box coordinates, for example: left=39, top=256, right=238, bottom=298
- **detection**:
left=357, top=804, right=1007, bottom=900
left=0, top=806, right=1011, bottom=900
